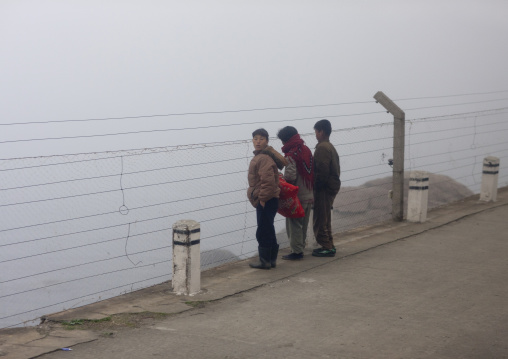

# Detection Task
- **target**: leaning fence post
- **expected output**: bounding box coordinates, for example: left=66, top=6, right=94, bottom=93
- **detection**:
left=480, top=156, right=500, bottom=202
left=374, top=91, right=405, bottom=221
left=172, top=220, right=201, bottom=295
left=407, top=171, right=429, bottom=223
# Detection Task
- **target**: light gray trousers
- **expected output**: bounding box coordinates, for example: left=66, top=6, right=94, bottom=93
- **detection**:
left=285, top=202, right=313, bottom=254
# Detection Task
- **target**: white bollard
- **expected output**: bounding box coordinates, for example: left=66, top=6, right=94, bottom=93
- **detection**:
left=480, top=156, right=500, bottom=202
left=407, top=171, right=429, bottom=223
left=172, top=220, right=201, bottom=296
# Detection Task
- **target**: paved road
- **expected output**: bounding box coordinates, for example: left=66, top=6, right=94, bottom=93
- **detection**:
left=37, top=198, right=508, bottom=359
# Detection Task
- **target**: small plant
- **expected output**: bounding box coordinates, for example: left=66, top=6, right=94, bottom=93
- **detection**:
left=61, top=319, right=84, bottom=327
left=61, top=317, right=111, bottom=329
left=59, top=312, right=171, bottom=331
left=185, top=300, right=210, bottom=308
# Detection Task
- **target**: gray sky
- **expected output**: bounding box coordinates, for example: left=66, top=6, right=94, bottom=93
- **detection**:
left=1, top=0, right=508, bottom=157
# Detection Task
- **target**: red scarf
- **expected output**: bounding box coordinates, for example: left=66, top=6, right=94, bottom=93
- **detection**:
left=281, top=134, right=314, bottom=190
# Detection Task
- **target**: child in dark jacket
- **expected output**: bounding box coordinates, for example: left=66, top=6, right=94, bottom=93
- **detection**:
left=312, top=120, right=341, bottom=257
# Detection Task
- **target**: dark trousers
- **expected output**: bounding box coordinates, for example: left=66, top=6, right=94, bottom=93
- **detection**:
left=256, top=197, right=279, bottom=248
left=313, top=190, right=337, bottom=250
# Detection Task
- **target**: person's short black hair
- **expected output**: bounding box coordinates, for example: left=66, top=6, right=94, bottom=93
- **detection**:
left=276, top=126, right=298, bottom=143
left=252, top=128, right=269, bottom=140
left=314, top=119, right=332, bottom=137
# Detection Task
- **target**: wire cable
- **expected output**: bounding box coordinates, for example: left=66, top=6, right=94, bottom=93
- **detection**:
left=0, top=111, right=385, bottom=145
left=407, top=119, right=508, bottom=138
left=0, top=198, right=246, bottom=246
left=0, top=188, right=244, bottom=235
left=0, top=100, right=375, bottom=127
left=1, top=247, right=172, bottom=284
left=0, top=273, right=172, bottom=324
left=408, top=107, right=508, bottom=123
left=0, top=227, right=171, bottom=264
left=0, top=156, right=248, bottom=191
left=1, top=120, right=392, bottom=162
left=404, top=98, right=508, bottom=111
left=394, top=90, right=508, bottom=102
left=0, top=170, right=245, bottom=208
left=2, top=89, right=507, bottom=128
left=0, top=251, right=172, bottom=298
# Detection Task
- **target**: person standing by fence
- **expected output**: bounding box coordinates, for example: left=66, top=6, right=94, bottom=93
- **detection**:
left=312, top=119, right=341, bottom=257
left=277, top=126, right=314, bottom=260
left=247, top=128, right=287, bottom=269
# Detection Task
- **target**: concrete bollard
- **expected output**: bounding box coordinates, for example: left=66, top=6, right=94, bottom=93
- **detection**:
left=407, top=171, right=429, bottom=223
left=172, top=220, right=201, bottom=296
left=480, top=156, right=500, bottom=202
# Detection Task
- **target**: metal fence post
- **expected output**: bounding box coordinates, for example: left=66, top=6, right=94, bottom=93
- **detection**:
left=374, top=91, right=405, bottom=221
left=172, top=219, right=201, bottom=295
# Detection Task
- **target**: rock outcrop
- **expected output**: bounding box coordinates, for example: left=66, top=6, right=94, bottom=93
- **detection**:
left=332, top=173, right=474, bottom=233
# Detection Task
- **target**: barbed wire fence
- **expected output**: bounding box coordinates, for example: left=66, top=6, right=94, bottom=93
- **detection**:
left=1, top=91, right=507, bottom=329
left=406, top=108, right=508, bottom=193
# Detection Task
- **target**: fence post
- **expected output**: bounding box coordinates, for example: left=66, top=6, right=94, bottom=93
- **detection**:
left=172, top=219, right=201, bottom=295
left=374, top=91, right=405, bottom=221
left=480, top=156, right=500, bottom=202
left=407, top=171, right=429, bottom=223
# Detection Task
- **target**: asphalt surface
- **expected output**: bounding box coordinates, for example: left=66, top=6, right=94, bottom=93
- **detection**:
left=2, top=188, right=508, bottom=359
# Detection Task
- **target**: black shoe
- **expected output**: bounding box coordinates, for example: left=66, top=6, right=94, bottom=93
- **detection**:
left=282, top=252, right=303, bottom=260
left=271, top=244, right=279, bottom=268
left=313, top=246, right=336, bottom=253
left=249, top=247, right=271, bottom=269
left=311, top=248, right=336, bottom=257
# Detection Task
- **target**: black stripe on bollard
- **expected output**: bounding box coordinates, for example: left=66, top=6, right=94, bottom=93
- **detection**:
left=173, top=228, right=201, bottom=235
left=409, top=177, right=429, bottom=182
left=484, top=163, right=500, bottom=168
left=174, top=239, right=201, bottom=246
left=482, top=170, right=499, bottom=175
left=409, top=186, right=429, bottom=190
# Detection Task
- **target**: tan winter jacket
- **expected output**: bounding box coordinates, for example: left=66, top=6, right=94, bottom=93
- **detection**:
left=247, top=146, right=286, bottom=208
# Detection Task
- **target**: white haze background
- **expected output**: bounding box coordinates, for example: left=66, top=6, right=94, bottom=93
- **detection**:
left=1, top=0, right=508, bottom=157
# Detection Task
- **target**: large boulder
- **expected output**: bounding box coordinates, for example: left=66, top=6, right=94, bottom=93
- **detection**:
left=332, top=173, right=474, bottom=233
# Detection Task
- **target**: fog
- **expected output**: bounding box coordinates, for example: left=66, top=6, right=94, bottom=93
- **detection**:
left=2, top=1, right=508, bottom=328
left=1, top=0, right=508, bottom=158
